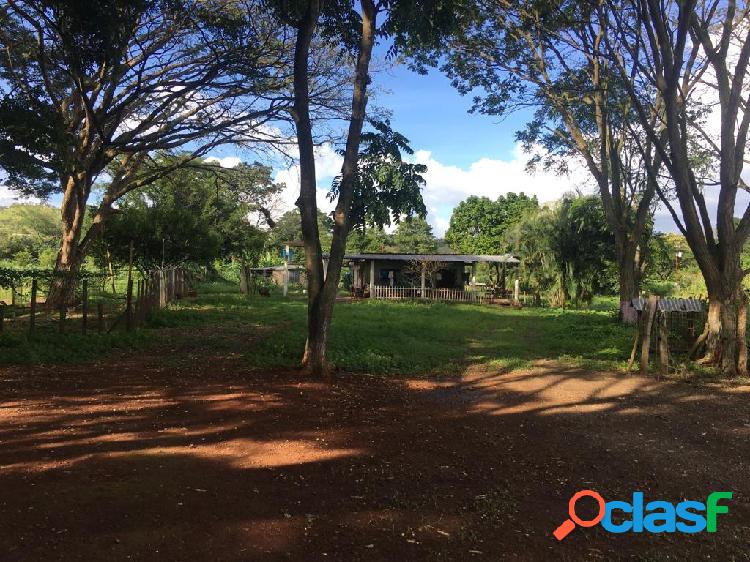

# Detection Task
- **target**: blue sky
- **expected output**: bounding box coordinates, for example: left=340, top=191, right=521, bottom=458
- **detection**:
left=371, top=62, right=525, bottom=166
left=263, top=56, right=595, bottom=236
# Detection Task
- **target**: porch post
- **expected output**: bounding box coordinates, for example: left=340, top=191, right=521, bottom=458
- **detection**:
left=283, top=244, right=290, bottom=297
left=471, top=262, right=477, bottom=301
left=420, top=263, right=426, bottom=298
left=369, top=259, right=375, bottom=290
left=283, top=262, right=289, bottom=297
left=514, top=279, right=520, bottom=304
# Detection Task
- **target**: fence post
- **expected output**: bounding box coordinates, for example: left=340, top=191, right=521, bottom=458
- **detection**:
left=161, top=270, right=167, bottom=308
left=126, top=278, right=134, bottom=332
left=98, top=302, right=105, bottom=333
left=81, top=279, right=88, bottom=335
left=29, top=278, right=37, bottom=336
left=658, top=313, right=669, bottom=378
left=640, top=295, right=659, bottom=374
left=135, top=279, right=142, bottom=326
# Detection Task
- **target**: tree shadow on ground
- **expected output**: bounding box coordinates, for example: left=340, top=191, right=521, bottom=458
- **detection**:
left=1, top=356, right=749, bottom=561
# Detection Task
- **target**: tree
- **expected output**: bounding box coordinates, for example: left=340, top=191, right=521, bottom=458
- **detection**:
left=505, top=194, right=616, bottom=307
left=393, top=217, right=437, bottom=253
left=445, top=193, right=538, bottom=254
left=418, top=0, right=660, bottom=324
left=268, top=209, right=334, bottom=262
left=286, top=0, right=452, bottom=377
left=333, top=119, right=427, bottom=232
left=99, top=157, right=281, bottom=269
left=0, top=0, right=297, bottom=305
left=604, top=0, right=750, bottom=375
left=0, top=204, right=59, bottom=264
left=346, top=227, right=395, bottom=253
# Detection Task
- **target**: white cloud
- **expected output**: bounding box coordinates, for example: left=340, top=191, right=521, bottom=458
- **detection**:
left=205, top=156, right=242, bottom=168
left=0, top=184, right=41, bottom=207
left=413, top=144, right=593, bottom=236
left=269, top=142, right=592, bottom=235
left=274, top=143, right=344, bottom=213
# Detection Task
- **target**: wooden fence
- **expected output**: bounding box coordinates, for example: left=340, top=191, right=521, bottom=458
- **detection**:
left=0, top=267, right=190, bottom=336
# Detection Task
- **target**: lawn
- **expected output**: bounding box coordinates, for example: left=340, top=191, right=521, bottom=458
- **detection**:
left=1, top=281, right=633, bottom=373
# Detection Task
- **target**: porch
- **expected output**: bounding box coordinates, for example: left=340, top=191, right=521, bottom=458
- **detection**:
left=347, top=253, right=520, bottom=303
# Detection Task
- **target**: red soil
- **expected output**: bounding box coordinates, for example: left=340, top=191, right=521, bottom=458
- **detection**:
left=1, top=351, right=749, bottom=561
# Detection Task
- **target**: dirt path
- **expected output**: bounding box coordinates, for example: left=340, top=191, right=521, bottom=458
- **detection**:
left=1, top=348, right=749, bottom=561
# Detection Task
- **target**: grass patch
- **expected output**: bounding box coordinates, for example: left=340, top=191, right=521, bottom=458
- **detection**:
left=154, top=283, right=634, bottom=375
left=0, top=281, right=635, bottom=374
left=0, top=328, right=152, bottom=365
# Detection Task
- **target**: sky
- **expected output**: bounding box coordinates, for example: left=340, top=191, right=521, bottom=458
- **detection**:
left=211, top=54, right=689, bottom=237
left=1, top=48, right=744, bottom=237
left=202, top=53, right=598, bottom=237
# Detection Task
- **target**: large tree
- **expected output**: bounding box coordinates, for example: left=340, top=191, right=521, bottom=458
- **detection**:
left=100, top=157, right=282, bottom=269
left=0, top=0, right=300, bottom=304
left=505, top=194, right=616, bottom=306
left=415, top=0, right=660, bottom=324
left=393, top=217, right=437, bottom=253
left=445, top=193, right=538, bottom=254
left=604, top=0, right=750, bottom=375
left=286, top=0, right=451, bottom=377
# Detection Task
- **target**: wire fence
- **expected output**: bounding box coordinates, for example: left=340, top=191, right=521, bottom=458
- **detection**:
left=0, top=267, right=192, bottom=337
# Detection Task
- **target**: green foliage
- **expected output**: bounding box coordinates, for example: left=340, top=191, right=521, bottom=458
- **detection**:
left=0, top=204, right=59, bottom=263
left=642, top=232, right=710, bottom=298
left=505, top=195, right=615, bottom=306
left=445, top=193, right=538, bottom=254
left=267, top=209, right=334, bottom=261
left=98, top=157, right=280, bottom=269
left=331, top=119, right=428, bottom=231
left=346, top=227, right=396, bottom=253
left=392, top=217, right=437, bottom=253
left=644, top=233, right=679, bottom=281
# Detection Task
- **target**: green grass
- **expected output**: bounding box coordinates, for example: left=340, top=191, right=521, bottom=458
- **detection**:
left=149, top=282, right=633, bottom=375
left=0, top=329, right=152, bottom=365
left=0, top=281, right=635, bottom=374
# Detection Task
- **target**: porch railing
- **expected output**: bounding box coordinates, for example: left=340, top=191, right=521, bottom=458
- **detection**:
left=370, top=285, right=485, bottom=302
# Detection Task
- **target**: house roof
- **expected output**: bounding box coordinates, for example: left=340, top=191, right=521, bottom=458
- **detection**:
left=344, top=253, right=520, bottom=264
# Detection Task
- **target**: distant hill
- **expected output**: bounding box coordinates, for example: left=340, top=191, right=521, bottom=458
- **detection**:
left=0, top=204, right=59, bottom=261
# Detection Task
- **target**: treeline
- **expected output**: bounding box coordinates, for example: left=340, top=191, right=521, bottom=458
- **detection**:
left=443, top=192, right=750, bottom=308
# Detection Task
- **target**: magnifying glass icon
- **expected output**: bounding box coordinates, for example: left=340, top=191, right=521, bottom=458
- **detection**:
left=553, top=489, right=606, bottom=541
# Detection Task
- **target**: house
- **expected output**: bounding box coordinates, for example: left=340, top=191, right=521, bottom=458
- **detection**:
left=248, top=264, right=306, bottom=286
left=346, top=253, right=520, bottom=302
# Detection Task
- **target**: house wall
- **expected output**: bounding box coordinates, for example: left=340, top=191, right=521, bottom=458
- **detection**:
left=353, top=259, right=468, bottom=289
left=270, top=268, right=306, bottom=286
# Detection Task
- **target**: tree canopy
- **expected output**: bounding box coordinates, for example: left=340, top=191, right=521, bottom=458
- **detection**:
left=98, top=157, right=283, bottom=269
left=445, top=193, right=537, bottom=254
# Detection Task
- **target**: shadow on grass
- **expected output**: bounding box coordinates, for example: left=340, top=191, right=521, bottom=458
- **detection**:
left=0, top=284, right=635, bottom=376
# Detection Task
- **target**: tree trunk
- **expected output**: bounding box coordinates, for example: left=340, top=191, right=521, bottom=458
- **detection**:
left=47, top=175, right=90, bottom=307
left=294, top=0, right=377, bottom=378
left=617, top=249, right=639, bottom=325
left=700, top=285, right=748, bottom=378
